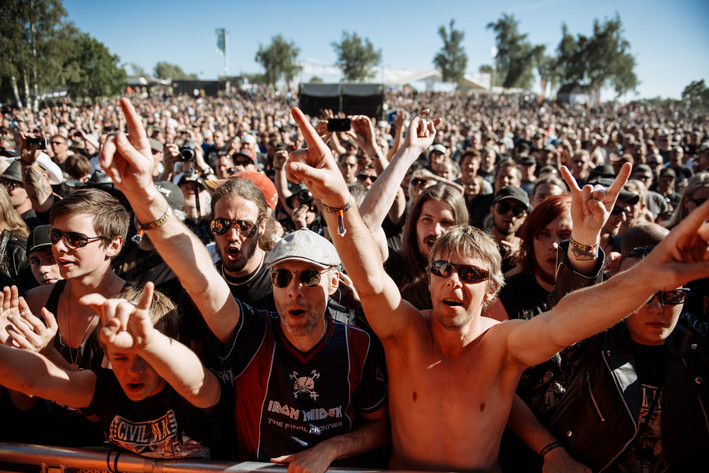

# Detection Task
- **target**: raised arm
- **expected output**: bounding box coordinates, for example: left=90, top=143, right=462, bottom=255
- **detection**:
left=358, top=111, right=440, bottom=262
left=81, top=283, right=220, bottom=409
left=99, top=98, right=239, bottom=344
left=508, top=194, right=709, bottom=368
left=19, top=133, right=56, bottom=212
left=286, top=107, right=435, bottom=340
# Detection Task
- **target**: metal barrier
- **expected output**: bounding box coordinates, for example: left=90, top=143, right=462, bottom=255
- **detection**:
left=0, top=443, right=390, bottom=473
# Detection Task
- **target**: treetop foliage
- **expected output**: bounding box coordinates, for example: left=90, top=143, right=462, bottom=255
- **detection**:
left=331, top=32, right=382, bottom=82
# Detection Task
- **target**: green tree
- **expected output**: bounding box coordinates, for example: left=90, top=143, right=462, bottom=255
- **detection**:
left=555, top=15, right=638, bottom=99
left=128, top=63, right=148, bottom=77
left=0, top=0, right=75, bottom=106
left=433, top=20, right=467, bottom=84
left=487, top=14, right=543, bottom=90
left=153, top=62, right=198, bottom=81
left=63, top=33, right=126, bottom=100
left=331, top=32, right=381, bottom=82
left=682, top=80, right=709, bottom=112
left=254, top=35, right=302, bottom=88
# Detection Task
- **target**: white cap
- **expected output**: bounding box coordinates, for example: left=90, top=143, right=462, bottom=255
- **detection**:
left=36, top=152, right=63, bottom=185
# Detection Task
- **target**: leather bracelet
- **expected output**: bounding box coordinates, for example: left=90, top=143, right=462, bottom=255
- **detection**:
left=321, top=194, right=354, bottom=237
left=569, top=236, right=599, bottom=260
left=539, top=441, right=562, bottom=458
left=139, top=205, right=172, bottom=231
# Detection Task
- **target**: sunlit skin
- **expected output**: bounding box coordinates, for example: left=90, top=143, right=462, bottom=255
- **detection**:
left=619, top=257, right=683, bottom=346
left=416, top=200, right=455, bottom=258
left=213, top=195, right=265, bottom=277
left=338, top=155, right=358, bottom=184
left=51, top=213, right=116, bottom=281
left=271, top=260, right=338, bottom=351
left=28, top=248, right=62, bottom=286
left=533, top=210, right=572, bottom=290
left=106, top=346, right=167, bottom=401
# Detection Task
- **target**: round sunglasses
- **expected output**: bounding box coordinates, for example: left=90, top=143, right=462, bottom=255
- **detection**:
left=270, top=268, right=329, bottom=288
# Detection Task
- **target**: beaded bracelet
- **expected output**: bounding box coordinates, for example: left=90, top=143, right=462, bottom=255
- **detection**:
left=321, top=195, right=355, bottom=237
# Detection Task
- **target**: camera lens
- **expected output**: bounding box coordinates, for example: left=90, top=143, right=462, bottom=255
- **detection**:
left=180, top=148, right=195, bottom=161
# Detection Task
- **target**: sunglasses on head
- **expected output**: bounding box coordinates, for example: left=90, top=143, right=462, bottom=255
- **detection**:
left=645, top=288, right=690, bottom=306
left=49, top=227, right=108, bottom=249
left=496, top=201, right=527, bottom=218
left=209, top=218, right=259, bottom=238
left=428, top=260, right=489, bottom=284
left=357, top=173, right=376, bottom=183
left=271, top=268, right=329, bottom=288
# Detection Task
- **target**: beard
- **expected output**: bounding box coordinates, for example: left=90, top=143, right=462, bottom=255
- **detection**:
left=217, top=235, right=259, bottom=274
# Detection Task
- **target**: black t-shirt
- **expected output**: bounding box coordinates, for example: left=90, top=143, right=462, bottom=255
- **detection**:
left=82, top=368, right=222, bottom=459
left=498, top=272, right=549, bottom=320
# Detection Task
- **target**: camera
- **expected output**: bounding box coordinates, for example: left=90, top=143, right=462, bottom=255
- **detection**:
left=294, top=188, right=313, bottom=206
left=327, top=118, right=351, bottom=132
left=26, top=136, right=47, bottom=149
left=179, top=138, right=197, bottom=162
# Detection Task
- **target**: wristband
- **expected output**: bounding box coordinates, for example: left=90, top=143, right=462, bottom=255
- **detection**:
left=139, top=205, right=172, bottom=231
left=569, top=236, right=599, bottom=260
left=321, top=194, right=355, bottom=237
left=539, top=441, right=562, bottom=458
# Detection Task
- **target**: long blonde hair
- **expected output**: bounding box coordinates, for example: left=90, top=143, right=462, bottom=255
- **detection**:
left=0, top=186, right=29, bottom=237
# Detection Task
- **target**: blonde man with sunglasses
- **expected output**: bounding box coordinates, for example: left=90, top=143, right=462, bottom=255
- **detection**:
left=278, top=105, right=709, bottom=473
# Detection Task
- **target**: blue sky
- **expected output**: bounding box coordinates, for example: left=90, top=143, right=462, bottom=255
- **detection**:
left=63, top=0, right=708, bottom=100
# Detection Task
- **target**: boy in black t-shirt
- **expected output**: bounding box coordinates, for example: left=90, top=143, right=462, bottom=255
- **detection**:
left=0, top=282, right=222, bottom=459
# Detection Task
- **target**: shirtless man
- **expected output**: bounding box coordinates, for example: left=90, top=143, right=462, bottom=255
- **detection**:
left=283, top=107, right=709, bottom=472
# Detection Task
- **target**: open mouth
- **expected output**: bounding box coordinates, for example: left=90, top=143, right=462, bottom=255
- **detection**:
left=226, top=246, right=241, bottom=260
left=127, top=382, right=143, bottom=391
left=289, top=309, right=306, bottom=318
left=443, top=299, right=463, bottom=307
left=424, top=236, right=437, bottom=248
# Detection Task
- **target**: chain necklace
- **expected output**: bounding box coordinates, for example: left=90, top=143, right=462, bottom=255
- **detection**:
left=220, top=254, right=264, bottom=287
left=60, top=273, right=117, bottom=371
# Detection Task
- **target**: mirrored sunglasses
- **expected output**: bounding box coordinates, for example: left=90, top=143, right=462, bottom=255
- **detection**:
left=209, top=218, right=259, bottom=238
left=49, top=227, right=108, bottom=248
left=646, top=288, right=690, bottom=306
left=428, top=260, right=489, bottom=284
left=271, top=268, right=328, bottom=288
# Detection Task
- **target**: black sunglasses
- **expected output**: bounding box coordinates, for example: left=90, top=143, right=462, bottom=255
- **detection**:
left=209, top=218, right=259, bottom=238
left=688, top=197, right=707, bottom=207
left=271, top=268, right=329, bottom=288
left=646, top=288, right=690, bottom=306
left=611, top=205, right=631, bottom=216
left=496, top=201, right=527, bottom=218
left=49, top=227, right=108, bottom=249
left=357, top=173, right=377, bottom=183
left=411, top=178, right=430, bottom=187
left=0, top=180, right=20, bottom=191
left=428, top=260, right=489, bottom=284
left=233, top=159, right=252, bottom=167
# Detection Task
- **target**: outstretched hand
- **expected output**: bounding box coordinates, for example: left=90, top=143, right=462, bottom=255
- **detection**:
left=560, top=162, right=631, bottom=245
left=81, top=282, right=156, bottom=351
left=286, top=108, right=350, bottom=208
left=640, top=198, right=709, bottom=290
left=402, top=110, right=442, bottom=154
left=98, top=98, right=154, bottom=194
left=0, top=286, right=57, bottom=352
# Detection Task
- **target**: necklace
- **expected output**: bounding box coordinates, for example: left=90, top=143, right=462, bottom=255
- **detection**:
left=221, top=254, right=264, bottom=287
left=61, top=273, right=118, bottom=371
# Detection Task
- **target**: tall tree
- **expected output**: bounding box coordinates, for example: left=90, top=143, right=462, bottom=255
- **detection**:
left=682, top=80, right=709, bottom=112
left=153, top=62, right=198, bottom=81
left=64, top=33, right=126, bottom=100
left=555, top=15, right=638, bottom=99
left=433, top=20, right=467, bottom=84
left=331, top=32, right=381, bottom=82
left=487, top=14, right=543, bottom=90
left=254, top=35, right=302, bottom=89
left=0, top=0, right=74, bottom=107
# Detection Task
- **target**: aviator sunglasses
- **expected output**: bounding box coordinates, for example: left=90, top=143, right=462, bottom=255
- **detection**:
left=428, top=260, right=490, bottom=284
left=646, top=288, right=690, bottom=306
left=271, top=268, right=330, bottom=288
left=49, top=227, right=108, bottom=249
left=209, top=218, right=259, bottom=238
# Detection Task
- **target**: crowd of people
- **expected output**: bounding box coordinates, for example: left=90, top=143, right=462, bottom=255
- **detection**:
left=0, top=87, right=707, bottom=473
